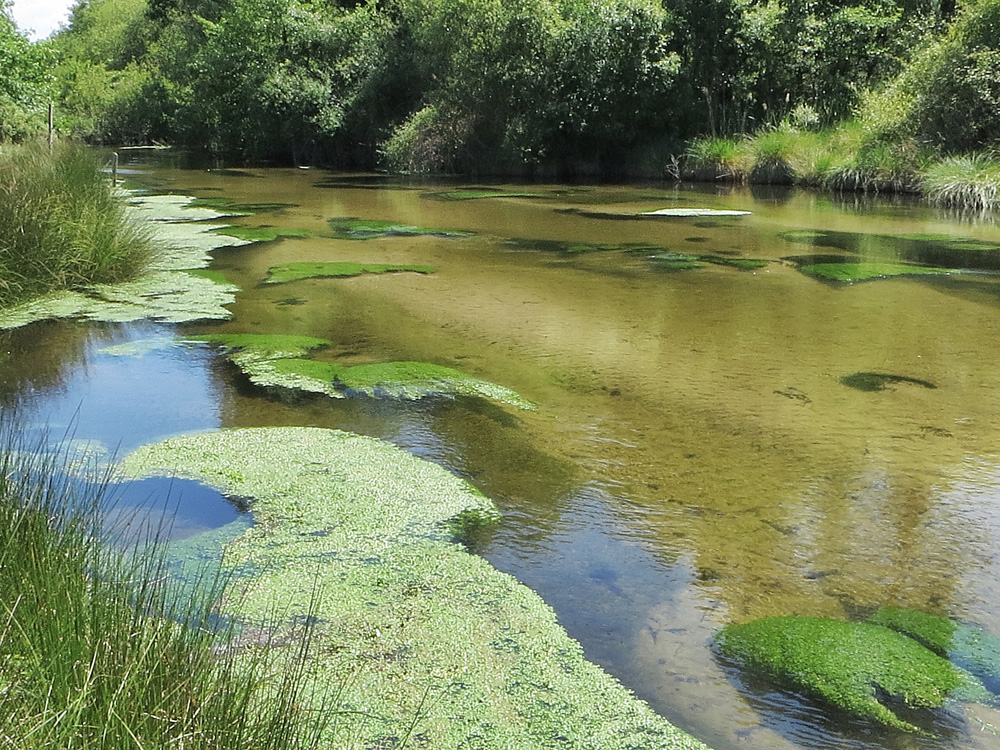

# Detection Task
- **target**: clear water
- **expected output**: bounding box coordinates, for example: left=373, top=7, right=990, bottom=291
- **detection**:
left=4, top=151, right=1000, bottom=749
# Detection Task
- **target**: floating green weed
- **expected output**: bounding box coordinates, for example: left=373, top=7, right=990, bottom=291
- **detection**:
left=426, top=189, right=542, bottom=201
left=263, top=262, right=436, bottom=285
left=869, top=608, right=1000, bottom=692
left=649, top=252, right=703, bottom=270
left=187, top=334, right=533, bottom=409
left=716, top=616, right=991, bottom=734
left=211, top=226, right=313, bottom=243
left=120, top=427, right=711, bottom=750
left=840, top=372, right=937, bottom=392
left=504, top=237, right=667, bottom=255
left=798, top=262, right=952, bottom=283
left=187, top=197, right=295, bottom=215
left=328, top=217, right=474, bottom=240
left=704, top=256, right=769, bottom=270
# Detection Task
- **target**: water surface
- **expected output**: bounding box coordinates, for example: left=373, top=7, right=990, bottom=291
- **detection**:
left=4, top=154, right=1000, bottom=749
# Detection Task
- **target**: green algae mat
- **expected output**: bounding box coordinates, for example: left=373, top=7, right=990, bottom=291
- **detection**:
left=185, top=333, right=534, bottom=408
left=262, top=262, right=437, bottom=285
left=120, top=427, right=711, bottom=750
left=715, top=615, right=997, bottom=735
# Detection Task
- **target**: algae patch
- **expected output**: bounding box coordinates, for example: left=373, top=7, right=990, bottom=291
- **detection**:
left=797, top=262, right=952, bottom=283
left=328, top=217, right=474, bottom=240
left=262, top=262, right=436, bottom=285
left=869, top=608, right=1000, bottom=693
left=715, top=615, right=992, bottom=734
left=186, top=334, right=533, bottom=409
left=119, top=427, right=711, bottom=750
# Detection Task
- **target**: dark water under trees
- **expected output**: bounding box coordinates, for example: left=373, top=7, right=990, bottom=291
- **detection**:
left=5, top=152, right=1000, bottom=750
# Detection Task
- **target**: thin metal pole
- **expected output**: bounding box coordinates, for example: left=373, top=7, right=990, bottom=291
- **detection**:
left=48, top=102, right=54, bottom=150
left=112, top=152, right=119, bottom=186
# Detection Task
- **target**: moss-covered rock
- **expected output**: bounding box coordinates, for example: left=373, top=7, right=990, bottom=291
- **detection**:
left=715, top=615, right=992, bottom=734
left=869, top=608, right=1000, bottom=693
left=119, top=427, right=712, bottom=750
left=262, top=262, right=436, bottom=285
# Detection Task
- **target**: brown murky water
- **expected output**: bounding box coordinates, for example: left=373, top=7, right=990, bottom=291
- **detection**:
left=5, top=151, right=1000, bottom=749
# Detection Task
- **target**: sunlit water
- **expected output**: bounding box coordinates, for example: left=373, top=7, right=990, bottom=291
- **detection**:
left=4, top=151, right=1000, bottom=749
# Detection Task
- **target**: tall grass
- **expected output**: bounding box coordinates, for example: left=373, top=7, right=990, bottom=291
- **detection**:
left=0, top=144, right=156, bottom=308
left=0, top=424, right=330, bottom=749
left=920, top=153, right=1000, bottom=212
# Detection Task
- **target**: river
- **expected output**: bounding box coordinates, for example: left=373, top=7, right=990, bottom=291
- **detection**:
left=3, top=150, right=1000, bottom=749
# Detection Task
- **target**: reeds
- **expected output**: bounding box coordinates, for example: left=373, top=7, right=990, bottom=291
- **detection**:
left=0, top=144, right=156, bottom=308
left=0, top=424, right=330, bottom=749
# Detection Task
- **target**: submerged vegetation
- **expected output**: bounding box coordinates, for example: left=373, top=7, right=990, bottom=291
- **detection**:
left=263, top=261, right=437, bottom=285
left=0, top=145, right=155, bottom=308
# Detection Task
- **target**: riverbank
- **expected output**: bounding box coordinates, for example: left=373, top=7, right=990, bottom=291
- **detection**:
left=0, top=145, right=156, bottom=308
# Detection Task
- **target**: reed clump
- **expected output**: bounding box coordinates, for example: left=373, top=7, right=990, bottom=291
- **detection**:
left=0, top=425, right=329, bottom=749
left=920, top=153, right=1000, bottom=212
left=0, top=144, right=156, bottom=308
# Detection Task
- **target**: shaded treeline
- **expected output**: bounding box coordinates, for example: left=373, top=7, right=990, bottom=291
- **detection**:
left=3, top=0, right=1000, bottom=179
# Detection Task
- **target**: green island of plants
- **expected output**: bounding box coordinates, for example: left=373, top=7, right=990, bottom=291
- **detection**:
left=869, top=608, right=1000, bottom=691
left=185, top=333, right=534, bottom=408
left=426, top=189, right=543, bottom=201
left=211, top=226, right=313, bottom=243
left=796, top=262, right=953, bottom=283
left=119, top=426, right=712, bottom=750
left=328, top=217, right=474, bottom=240
left=715, top=615, right=995, bottom=735
left=262, top=261, right=437, bottom=285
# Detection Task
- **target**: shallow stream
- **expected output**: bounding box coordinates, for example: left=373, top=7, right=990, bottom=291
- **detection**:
left=4, top=151, right=1000, bottom=749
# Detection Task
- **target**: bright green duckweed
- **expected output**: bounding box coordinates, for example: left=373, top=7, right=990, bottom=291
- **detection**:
left=798, top=262, right=952, bottom=283
left=120, top=427, right=711, bottom=750
left=715, top=616, right=991, bottom=734
left=263, top=262, right=437, bottom=284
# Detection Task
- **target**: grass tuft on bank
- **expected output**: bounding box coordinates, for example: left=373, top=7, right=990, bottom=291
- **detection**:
left=0, top=144, right=156, bottom=308
left=0, top=423, right=330, bottom=749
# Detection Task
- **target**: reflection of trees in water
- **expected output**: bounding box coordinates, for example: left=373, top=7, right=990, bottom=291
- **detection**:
left=0, top=320, right=116, bottom=407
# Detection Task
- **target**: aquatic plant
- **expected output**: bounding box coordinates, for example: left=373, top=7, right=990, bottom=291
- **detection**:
left=0, top=424, right=330, bottom=749
left=120, top=427, right=712, bottom=750
left=715, top=615, right=992, bottom=734
left=187, top=197, right=295, bottom=215
left=211, top=226, right=313, bottom=243
left=797, top=262, right=952, bottom=283
left=186, top=334, right=534, bottom=408
left=0, top=144, right=156, bottom=308
left=840, top=372, right=937, bottom=392
left=504, top=238, right=667, bottom=255
left=328, top=217, right=474, bottom=240
left=263, top=261, right=436, bottom=285
left=0, top=194, right=246, bottom=330
left=869, top=608, right=1000, bottom=692
left=426, top=189, right=542, bottom=201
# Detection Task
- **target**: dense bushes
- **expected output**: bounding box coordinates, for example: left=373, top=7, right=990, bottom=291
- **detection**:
left=0, top=12, right=53, bottom=141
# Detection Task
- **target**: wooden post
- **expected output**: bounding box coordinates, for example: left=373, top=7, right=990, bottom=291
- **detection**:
left=48, top=102, right=54, bottom=150
left=111, top=152, right=119, bottom=186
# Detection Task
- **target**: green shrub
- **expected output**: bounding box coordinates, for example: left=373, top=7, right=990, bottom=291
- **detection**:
left=920, top=152, right=1000, bottom=210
